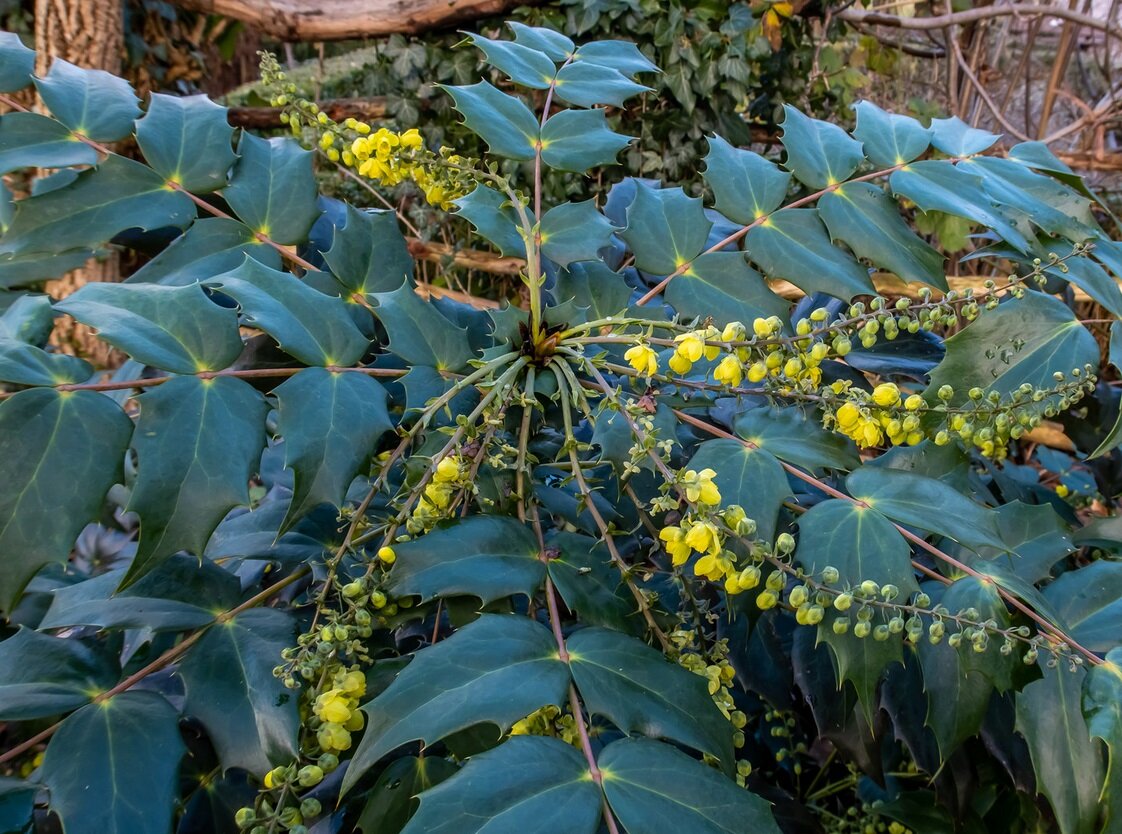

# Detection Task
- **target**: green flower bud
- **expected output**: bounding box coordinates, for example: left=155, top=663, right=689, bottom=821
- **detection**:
left=821, top=566, right=840, bottom=584
left=299, top=798, right=322, bottom=818
left=235, top=808, right=256, bottom=829
left=832, top=617, right=850, bottom=635
left=833, top=592, right=853, bottom=612
left=297, top=765, right=324, bottom=787
left=776, top=533, right=796, bottom=554
left=853, top=621, right=871, bottom=638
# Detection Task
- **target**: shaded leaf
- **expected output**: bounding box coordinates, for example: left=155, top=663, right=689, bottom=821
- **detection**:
left=796, top=499, right=918, bottom=594
left=687, top=438, right=792, bottom=544
left=34, top=58, right=140, bottom=142
left=734, top=406, right=860, bottom=471
left=0, top=338, right=91, bottom=385
left=1090, top=321, right=1122, bottom=458
left=224, top=133, right=319, bottom=244
left=356, top=756, right=460, bottom=834
left=0, top=628, right=118, bottom=720
left=621, top=184, right=710, bottom=276
left=702, top=134, right=790, bottom=224
left=547, top=532, right=638, bottom=635
left=323, top=204, right=413, bottom=296
left=1083, top=649, right=1122, bottom=834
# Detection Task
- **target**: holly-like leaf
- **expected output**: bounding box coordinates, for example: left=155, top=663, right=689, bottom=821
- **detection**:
left=547, top=532, right=638, bottom=635
left=1043, top=561, right=1122, bottom=653
left=552, top=261, right=631, bottom=322
left=541, top=200, right=617, bottom=267
left=0, top=389, right=132, bottom=613
left=0, top=338, right=91, bottom=385
left=567, top=627, right=735, bottom=768
left=818, top=182, right=947, bottom=289
left=508, top=22, right=574, bottom=61
left=687, top=439, right=792, bottom=544
left=34, top=58, right=140, bottom=142
left=223, top=133, right=319, bottom=244
left=0, top=112, right=99, bottom=175
left=0, top=248, right=93, bottom=288
left=443, top=81, right=538, bottom=160
left=1084, top=649, right=1122, bottom=834
left=553, top=62, right=649, bottom=108
left=402, top=737, right=601, bottom=834
left=0, top=777, right=36, bottom=834
left=56, top=282, right=244, bottom=374
left=851, top=101, right=931, bottom=168
left=745, top=208, right=875, bottom=299
left=343, top=615, right=571, bottom=794
left=180, top=608, right=300, bottom=777
left=371, top=281, right=475, bottom=370
left=135, top=93, right=236, bottom=193
left=572, top=41, right=658, bottom=77
left=323, top=203, right=413, bottom=296
left=599, top=737, right=781, bottom=834
left=0, top=154, right=194, bottom=257
left=0, top=32, right=34, bottom=92
left=125, top=217, right=281, bottom=286
left=1091, top=322, right=1122, bottom=458
left=540, top=109, right=631, bottom=173
left=621, top=184, right=710, bottom=276
left=467, top=33, right=555, bottom=89
left=734, top=406, right=860, bottom=472
left=847, top=467, right=1005, bottom=551
left=928, top=116, right=999, bottom=157
left=666, top=252, right=788, bottom=328
left=124, top=376, right=268, bottom=587
left=357, top=756, right=460, bottom=834
left=205, top=258, right=368, bottom=367
left=0, top=294, right=54, bottom=344
left=702, top=135, right=791, bottom=225
left=0, top=628, right=118, bottom=720
left=779, top=105, right=866, bottom=190
left=454, top=185, right=524, bottom=257
left=39, top=691, right=185, bottom=834
left=274, top=368, right=392, bottom=530
left=817, top=606, right=903, bottom=725
left=386, top=516, right=544, bottom=604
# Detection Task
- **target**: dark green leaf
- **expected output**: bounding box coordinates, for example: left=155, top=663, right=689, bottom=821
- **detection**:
left=467, top=33, right=555, bottom=89
left=386, top=516, right=543, bottom=604
left=124, top=376, right=268, bottom=586
left=687, top=439, right=791, bottom=544
left=0, top=389, right=131, bottom=612
left=540, top=200, right=617, bottom=267
left=205, top=258, right=368, bottom=366
left=599, top=737, right=781, bottom=834
left=552, top=261, right=631, bottom=321
left=817, top=605, right=903, bottom=724
left=667, top=252, right=788, bottom=328
left=702, top=135, right=790, bottom=224
left=780, top=105, right=865, bottom=190
left=568, top=627, right=735, bottom=767
left=1084, top=649, right=1122, bottom=834
left=851, top=101, right=931, bottom=167
left=818, top=182, right=946, bottom=289
left=0, top=628, right=118, bottom=720
left=323, top=204, right=413, bottom=296
left=442, top=81, right=538, bottom=160
left=796, top=499, right=917, bottom=594
left=508, top=22, right=574, bottom=62
left=621, top=184, right=710, bottom=275
left=1091, top=321, right=1122, bottom=458
left=34, top=59, right=140, bottom=142
left=0, top=777, right=36, bottom=834
left=983, top=501, right=1074, bottom=583
left=540, top=109, right=631, bottom=173
left=572, top=41, right=658, bottom=77
left=1043, top=561, right=1122, bottom=653
left=591, top=400, right=678, bottom=474
left=453, top=185, right=525, bottom=257
left=745, top=208, right=875, bottom=299
left=402, top=737, right=601, bottom=834
left=223, top=133, right=319, bottom=244
left=734, top=406, right=860, bottom=471
left=180, top=608, right=300, bottom=777
left=40, top=691, right=184, bottom=834
left=371, top=281, right=475, bottom=370
left=547, top=532, right=638, bottom=635
left=343, top=615, right=571, bottom=794
left=125, top=217, right=281, bottom=286
left=356, top=756, right=460, bottom=834
left=0, top=155, right=194, bottom=257
left=135, top=93, right=236, bottom=193
left=0, top=294, right=54, bottom=344
left=553, top=62, right=649, bottom=108
left=0, top=249, right=93, bottom=288
left=0, top=338, right=90, bottom=385
left=0, top=32, right=34, bottom=92
left=928, top=116, right=999, bottom=157
left=0, top=112, right=99, bottom=175
left=56, top=282, right=244, bottom=373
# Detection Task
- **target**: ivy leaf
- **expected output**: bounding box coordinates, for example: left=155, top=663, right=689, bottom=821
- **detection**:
left=687, top=439, right=791, bottom=544
left=223, top=133, right=319, bottom=244
left=1084, top=650, right=1122, bottom=833
left=466, top=33, right=555, bottom=89
left=1091, top=322, right=1122, bottom=458
left=779, top=105, right=866, bottom=190
left=567, top=627, right=735, bottom=768
left=924, top=292, right=1099, bottom=422
left=818, top=183, right=947, bottom=290
left=599, top=737, right=781, bottom=834
left=547, top=532, right=638, bottom=635
left=323, top=204, right=413, bottom=296
left=453, top=186, right=525, bottom=257
left=508, top=22, right=574, bottom=62
left=928, top=116, right=999, bottom=157
left=386, top=516, right=544, bottom=604
left=667, top=252, right=788, bottom=328
left=274, top=368, right=392, bottom=531
left=0, top=338, right=91, bottom=385
left=356, top=756, right=460, bottom=834
left=34, top=58, right=140, bottom=142
left=135, top=93, right=236, bottom=193
left=796, top=499, right=918, bottom=595
left=343, top=615, right=571, bottom=795
left=40, top=691, right=185, bottom=834
left=540, top=109, right=632, bottom=173
left=1015, top=664, right=1104, bottom=834
left=621, top=184, right=710, bottom=275
left=0, top=389, right=132, bottom=613
left=0, top=154, right=194, bottom=257
left=124, top=376, right=268, bottom=587
left=702, top=135, right=790, bottom=224
left=180, top=608, right=300, bottom=777
left=0, top=32, right=34, bottom=92
left=56, top=282, right=244, bottom=373
left=126, top=217, right=281, bottom=286
left=442, top=81, right=538, bottom=160
left=851, top=101, right=931, bottom=168
left=0, top=112, right=99, bottom=175
left=847, top=467, right=1005, bottom=551
left=205, top=258, right=368, bottom=367
left=0, top=628, right=118, bottom=720
left=734, top=406, right=860, bottom=472
left=402, top=737, right=601, bottom=834
left=745, top=208, right=875, bottom=299
left=572, top=41, right=658, bottom=77
left=1043, top=561, right=1122, bottom=653
left=553, top=62, right=649, bottom=108
left=540, top=200, right=617, bottom=268
left=371, top=281, right=475, bottom=370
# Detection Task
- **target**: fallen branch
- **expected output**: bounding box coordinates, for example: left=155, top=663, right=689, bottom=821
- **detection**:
left=228, top=96, right=389, bottom=128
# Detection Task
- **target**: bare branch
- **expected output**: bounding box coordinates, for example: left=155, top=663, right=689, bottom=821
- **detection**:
left=838, top=4, right=1122, bottom=42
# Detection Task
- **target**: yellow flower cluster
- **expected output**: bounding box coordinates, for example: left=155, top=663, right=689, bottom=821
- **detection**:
left=624, top=342, right=659, bottom=376
left=409, top=455, right=468, bottom=534
left=509, top=704, right=579, bottom=746
left=673, top=631, right=747, bottom=751
left=829, top=382, right=926, bottom=449
left=311, top=668, right=366, bottom=753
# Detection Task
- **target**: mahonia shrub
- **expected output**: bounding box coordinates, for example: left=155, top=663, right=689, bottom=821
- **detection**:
left=1, top=23, right=1122, bottom=834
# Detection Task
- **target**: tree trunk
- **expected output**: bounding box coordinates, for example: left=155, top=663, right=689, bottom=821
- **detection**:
left=35, top=0, right=124, bottom=366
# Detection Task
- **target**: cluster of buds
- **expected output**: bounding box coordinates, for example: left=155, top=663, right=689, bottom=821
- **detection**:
left=670, top=630, right=749, bottom=754
left=508, top=704, right=579, bottom=745
left=408, top=454, right=470, bottom=534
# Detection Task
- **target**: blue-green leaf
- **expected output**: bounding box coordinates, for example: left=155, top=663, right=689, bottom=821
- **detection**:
left=547, top=532, right=638, bottom=635
left=0, top=628, right=118, bottom=720
left=540, top=108, right=631, bottom=173
left=667, top=252, right=788, bottom=328
left=371, top=281, right=475, bottom=370
left=1091, top=321, right=1122, bottom=458
left=0, top=32, right=34, bottom=92
left=56, top=282, right=243, bottom=373
left=443, top=81, right=538, bottom=160
left=0, top=112, right=99, bottom=175
left=224, top=133, right=319, bottom=244
left=357, top=755, right=460, bottom=834
left=125, top=217, right=281, bottom=286
left=0, top=338, right=90, bottom=385
left=34, top=59, right=140, bottom=142
left=467, top=33, right=555, bottom=89
left=0, top=294, right=53, bottom=344
left=454, top=185, right=525, bottom=257
left=702, top=135, right=790, bottom=224
left=928, top=116, right=999, bottom=157
left=507, top=22, right=574, bottom=61
left=1044, top=561, right=1122, bottom=653
left=687, top=439, right=791, bottom=544
left=734, top=406, right=860, bottom=471
left=135, top=93, right=236, bottom=193
left=0, top=249, right=93, bottom=288
left=323, top=203, right=413, bottom=296
left=621, top=184, right=710, bottom=275
left=541, top=200, right=617, bottom=267
left=553, top=62, right=649, bottom=108
left=780, top=105, right=866, bottom=190
left=572, top=41, right=658, bottom=77
left=851, top=101, right=931, bottom=167
left=1084, top=649, right=1122, bottom=834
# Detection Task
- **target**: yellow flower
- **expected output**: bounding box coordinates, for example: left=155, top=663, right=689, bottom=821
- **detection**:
left=904, top=394, right=924, bottom=411
left=746, top=362, right=767, bottom=383
left=684, top=520, right=721, bottom=556
left=659, top=526, right=692, bottom=566
left=624, top=343, right=659, bottom=376
left=702, top=326, right=721, bottom=361
left=721, top=321, right=746, bottom=342
left=400, top=128, right=424, bottom=149
left=315, top=690, right=353, bottom=724
left=435, top=456, right=461, bottom=482
left=675, top=332, right=705, bottom=362
left=752, top=317, right=774, bottom=338
left=693, top=553, right=726, bottom=581
left=377, top=546, right=396, bottom=565
left=338, top=671, right=366, bottom=696
left=682, top=468, right=721, bottom=506
left=713, top=355, right=743, bottom=388
left=668, top=352, right=693, bottom=375
left=316, top=723, right=352, bottom=752
left=836, top=401, right=860, bottom=428
left=872, top=382, right=901, bottom=407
